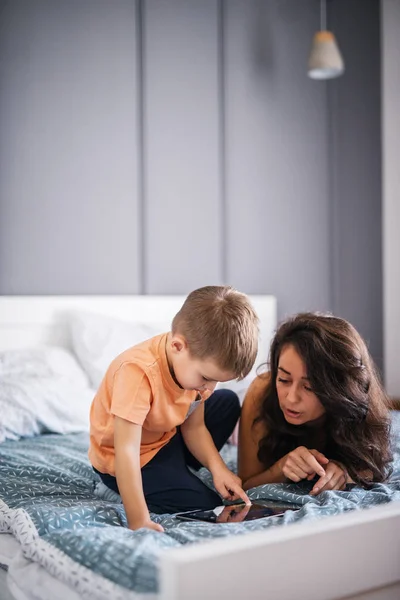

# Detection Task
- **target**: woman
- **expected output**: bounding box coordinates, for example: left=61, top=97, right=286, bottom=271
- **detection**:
left=238, top=313, right=393, bottom=494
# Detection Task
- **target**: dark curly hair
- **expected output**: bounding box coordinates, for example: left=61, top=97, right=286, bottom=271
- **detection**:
left=255, top=313, right=393, bottom=486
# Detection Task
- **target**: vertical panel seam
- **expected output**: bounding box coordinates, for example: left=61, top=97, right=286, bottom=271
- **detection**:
left=380, top=0, right=387, bottom=381
left=327, top=2, right=340, bottom=317
left=377, top=0, right=384, bottom=372
left=327, top=78, right=337, bottom=315
left=218, top=0, right=227, bottom=284
left=136, top=0, right=146, bottom=294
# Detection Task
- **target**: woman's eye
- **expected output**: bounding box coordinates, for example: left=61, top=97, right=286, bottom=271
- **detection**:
left=304, top=385, right=313, bottom=392
left=277, top=377, right=289, bottom=384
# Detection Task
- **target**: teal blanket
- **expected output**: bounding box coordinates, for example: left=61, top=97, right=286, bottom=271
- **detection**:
left=1, top=414, right=400, bottom=599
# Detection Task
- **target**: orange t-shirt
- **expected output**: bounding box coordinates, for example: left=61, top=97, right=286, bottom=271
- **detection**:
left=88, top=333, right=210, bottom=475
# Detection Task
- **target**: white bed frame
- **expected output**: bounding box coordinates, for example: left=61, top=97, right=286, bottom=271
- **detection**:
left=0, top=295, right=399, bottom=600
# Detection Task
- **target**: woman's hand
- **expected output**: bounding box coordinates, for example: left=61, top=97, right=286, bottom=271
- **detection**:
left=278, top=446, right=329, bottom=483
left=211, top=465, right=251, bottom=505
left=310, top=460, right=348, bottom=495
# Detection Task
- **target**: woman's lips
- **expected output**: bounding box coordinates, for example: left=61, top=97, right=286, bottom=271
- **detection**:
left=284, top=408, right=302, bottom=419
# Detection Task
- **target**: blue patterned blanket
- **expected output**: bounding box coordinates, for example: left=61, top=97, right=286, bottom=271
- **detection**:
left=1, top=414, right=400, bottom=599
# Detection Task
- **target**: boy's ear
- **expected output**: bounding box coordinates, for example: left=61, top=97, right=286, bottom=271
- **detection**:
left=170, top=333, right=188, bottom=353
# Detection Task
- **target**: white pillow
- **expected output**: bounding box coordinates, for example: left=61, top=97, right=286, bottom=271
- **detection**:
left=70, top=311, right=169, bottom=390
left=69, top=310, right=260, bottom=403
left=0, top=346, right=90, bottom=386
left=0, top=347, right=94, bottom=443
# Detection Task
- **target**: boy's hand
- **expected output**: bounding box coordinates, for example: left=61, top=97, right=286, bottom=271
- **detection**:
left=129, top=517, right=164, bottom=533
left=216, top=503, right=251, bottom=523
left=211, top=465, right=251, bottom=505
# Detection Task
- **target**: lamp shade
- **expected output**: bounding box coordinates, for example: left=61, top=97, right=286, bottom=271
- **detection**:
left=308, top=31, right=344, bottom=80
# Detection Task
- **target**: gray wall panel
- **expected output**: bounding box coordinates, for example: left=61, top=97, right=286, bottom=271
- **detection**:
left=329, top=0, right=383, bottom=368
left=0, top=0, right=140, bottom=294
left=224, top=0, right=331, bottom=321
left=143, top=0, right=222, bottom=294
left=382, top=0, right=400, bottom=394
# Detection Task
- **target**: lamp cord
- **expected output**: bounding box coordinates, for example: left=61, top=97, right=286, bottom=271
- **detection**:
left=320, top=0, right=327, bottom=31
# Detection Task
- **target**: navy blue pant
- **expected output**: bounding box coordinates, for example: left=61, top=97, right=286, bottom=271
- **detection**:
left=95, top=389, right=240, bottom=514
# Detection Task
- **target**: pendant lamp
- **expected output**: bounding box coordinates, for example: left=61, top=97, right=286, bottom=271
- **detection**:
left=308, top=0, right=344, bottom=80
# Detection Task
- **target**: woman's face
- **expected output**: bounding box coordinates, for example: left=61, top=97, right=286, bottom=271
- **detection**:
left=276, top=344, right=326, bottom=425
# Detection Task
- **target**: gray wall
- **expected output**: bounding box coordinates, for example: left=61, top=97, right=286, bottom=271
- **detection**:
left=0, top=0, right=141, bottom=293
left=329, top=0, right=383, bottom=370
left=0, top=0, right=383, bottom=366
left=382, top=0, right=400, bottom=395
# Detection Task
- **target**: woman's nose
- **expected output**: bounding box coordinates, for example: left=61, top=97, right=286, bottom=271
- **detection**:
left=286, top=385, right=300, bottom=404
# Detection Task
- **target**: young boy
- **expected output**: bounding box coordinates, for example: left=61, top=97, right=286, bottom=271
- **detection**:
left=89, top=285, right=259, bottom=532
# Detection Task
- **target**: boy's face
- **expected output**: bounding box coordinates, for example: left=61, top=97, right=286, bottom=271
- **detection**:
left=168, top=334, right=236, bottom=392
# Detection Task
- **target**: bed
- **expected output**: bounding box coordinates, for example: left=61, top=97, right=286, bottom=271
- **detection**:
left=0, top=295, right=399, bottom=600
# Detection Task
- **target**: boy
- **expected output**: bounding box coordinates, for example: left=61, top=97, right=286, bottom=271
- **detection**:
left=89, top=285, right=259, bottom=532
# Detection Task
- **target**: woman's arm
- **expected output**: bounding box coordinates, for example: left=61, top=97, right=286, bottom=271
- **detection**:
left=238, top=377, right=287, bottom=489
left=238, top=378, right=328, bottom=490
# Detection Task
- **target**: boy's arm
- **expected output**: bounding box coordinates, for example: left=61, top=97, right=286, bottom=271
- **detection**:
left=114, top=416, right=164, bottom=532
left=181, top=403, right=250, bottom=504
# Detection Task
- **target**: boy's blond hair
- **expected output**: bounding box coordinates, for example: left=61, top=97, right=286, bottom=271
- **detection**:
left=172, top=286, right=259, bottom=380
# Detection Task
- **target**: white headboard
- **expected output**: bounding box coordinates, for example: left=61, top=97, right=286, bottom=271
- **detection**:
left=0, top=295, right=277, bottom=365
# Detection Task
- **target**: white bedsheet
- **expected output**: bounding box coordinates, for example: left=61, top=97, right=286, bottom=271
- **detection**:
left=0, top=532, right=153, bottom=600
left=0, top=569, right=15, bottom=600
left=0, top=534, right=18, bottom=600
left=0, top=533, right=82, bottom=600
left=0, top=533, right=20, bottom=567
left=7, top=554, right=83, bottom=600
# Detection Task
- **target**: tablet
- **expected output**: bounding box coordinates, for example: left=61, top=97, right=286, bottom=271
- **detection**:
left=175, top=502, right=298, bottom=523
